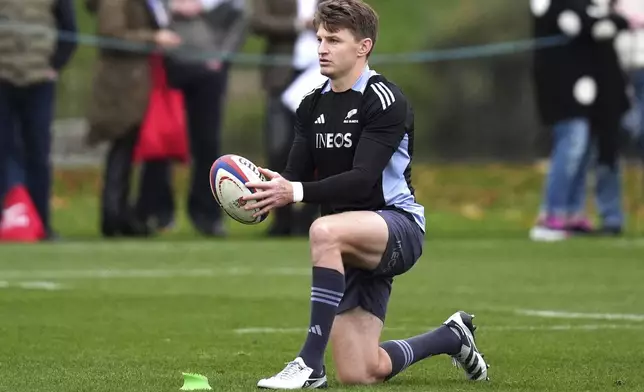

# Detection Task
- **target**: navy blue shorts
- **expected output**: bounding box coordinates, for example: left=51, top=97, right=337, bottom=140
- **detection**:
left=336, top=209, right=425, bottom=322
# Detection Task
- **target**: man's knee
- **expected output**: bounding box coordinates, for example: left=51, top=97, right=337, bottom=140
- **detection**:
left=309, top=217, right=341, bottom=254
left=335, top=363, right=382, bottom=386
left=330, top=308, right=389, bottom=385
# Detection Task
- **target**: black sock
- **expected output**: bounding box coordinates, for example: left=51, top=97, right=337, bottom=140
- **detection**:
left=298, top=266, right=345, bottom=373
left=380, top=325, right=461, bottom=380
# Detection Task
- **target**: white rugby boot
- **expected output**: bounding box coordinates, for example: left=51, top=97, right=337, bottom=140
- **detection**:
left=443, top=311, right=490, bottom=381
left=257, top=357, right=328, bottom=389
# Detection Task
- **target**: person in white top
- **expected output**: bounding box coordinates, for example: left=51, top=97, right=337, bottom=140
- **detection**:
left=579, top=0, right=644, bottom=237
left=134, top=0, right=247, bottom=237
left=249, top=0, right=321, bottom=236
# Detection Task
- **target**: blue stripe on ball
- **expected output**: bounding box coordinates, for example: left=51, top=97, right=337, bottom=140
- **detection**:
left=212, top=161, right=254, bottom=192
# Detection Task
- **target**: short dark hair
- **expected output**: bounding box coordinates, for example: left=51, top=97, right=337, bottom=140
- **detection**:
left=314, top=0, right=379, bottom=57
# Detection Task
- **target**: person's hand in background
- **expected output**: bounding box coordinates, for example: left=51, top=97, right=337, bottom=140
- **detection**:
left=627, top=14, right=644, bottom=29
left=206, top=59, right=222, bottom=71
left=45, top=69, right=58, bottom=81
left=155, top=29, right=182, bottom=48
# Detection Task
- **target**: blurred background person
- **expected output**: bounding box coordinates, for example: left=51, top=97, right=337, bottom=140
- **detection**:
left=616, top=0, right=644, bottom=156
left=249, top=0, right=320, bottom=237
left=84, top=0, right=182, bottom=237
left=567, top=0, right=644, bottom=237
left=529, top=0, right=634, bottom=241
left=0, top=0, right=78, bottom=241
left=0, top=132, right=25, bottom=211
left=136, top=0, right=247, bottom=237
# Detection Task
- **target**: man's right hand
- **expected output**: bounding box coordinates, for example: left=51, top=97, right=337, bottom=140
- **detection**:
left=155, top=30, right=182, bottom=48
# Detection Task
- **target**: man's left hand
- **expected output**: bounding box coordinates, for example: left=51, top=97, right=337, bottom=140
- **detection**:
left=243, top=168, right=294, bottom=217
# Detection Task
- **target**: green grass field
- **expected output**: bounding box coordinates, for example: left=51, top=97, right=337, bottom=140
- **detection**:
left=14, top=5, right=640, bottom=389
left=1, top=164, right=643, bottom=391
left=1, top=237, right=643, bottom=392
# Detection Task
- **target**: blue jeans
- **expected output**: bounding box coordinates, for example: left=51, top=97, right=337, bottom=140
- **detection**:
left=0, top=81, right=56, bottom=231
left=578, top=68, right=644, bottom=229
left=540, top=117, right=624, bottom=227
left=593, top=159, right=623, bottom=228
left=540, top=118, right=592, bottom=218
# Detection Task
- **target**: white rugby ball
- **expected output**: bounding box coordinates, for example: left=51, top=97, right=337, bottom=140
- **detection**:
left=209, top=154, right=269, bottom=225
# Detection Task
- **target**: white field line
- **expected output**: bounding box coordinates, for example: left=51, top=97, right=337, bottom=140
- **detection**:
left=0, top=242, right=259, bottom=252
left=0, top=267, right=311, bottom=280
left=0, top=281, right=64, bottom=290
left=17, top=281, right=64, bottom=290
left=612, top=239, right=644, bottom=247
left=515, top=309, right=644, bottom=322
left=233, top=324, right=644, bottom=334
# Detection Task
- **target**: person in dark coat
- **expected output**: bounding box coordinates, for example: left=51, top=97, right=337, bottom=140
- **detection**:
left=85, top=0, right=181, bottom=237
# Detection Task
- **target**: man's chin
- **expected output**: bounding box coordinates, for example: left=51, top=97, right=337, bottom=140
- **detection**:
left=319, top=65, right=334, bottom=78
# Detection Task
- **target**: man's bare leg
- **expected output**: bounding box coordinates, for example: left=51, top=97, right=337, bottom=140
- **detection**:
left=330, top=307, right=486, bottom=385
left=330, top=308, right=392, bottom=385
left=296, top=211, right=389, bottom=371
left=302, top=212, right=471, bottom=385
left=257, top=211, right=389, bottom=389
left=258, top=210, right=489, bottom=389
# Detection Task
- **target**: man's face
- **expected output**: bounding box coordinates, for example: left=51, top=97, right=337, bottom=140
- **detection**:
left=317, top=26, right=363, bottom=79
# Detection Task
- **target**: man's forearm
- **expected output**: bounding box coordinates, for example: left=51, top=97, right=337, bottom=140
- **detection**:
left=291, top=169, right=374, bottom=203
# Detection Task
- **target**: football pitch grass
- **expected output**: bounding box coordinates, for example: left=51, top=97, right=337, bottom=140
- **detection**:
left=0, top=238, right=643, bottom=392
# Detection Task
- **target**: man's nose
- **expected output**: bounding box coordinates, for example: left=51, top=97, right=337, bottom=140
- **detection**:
left=318, top=41, right=328, bottom=54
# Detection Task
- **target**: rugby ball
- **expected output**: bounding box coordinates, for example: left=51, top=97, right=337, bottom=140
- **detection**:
left=209, top=154, right=269, bottom=225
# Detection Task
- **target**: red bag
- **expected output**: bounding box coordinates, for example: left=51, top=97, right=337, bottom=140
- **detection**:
left=0, top=185, right=45, bottom=242
left=133, top=54, right=189, bottom=163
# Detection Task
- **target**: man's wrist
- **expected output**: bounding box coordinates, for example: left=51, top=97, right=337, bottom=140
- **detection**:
left=291, top=181, right=304, bottom=203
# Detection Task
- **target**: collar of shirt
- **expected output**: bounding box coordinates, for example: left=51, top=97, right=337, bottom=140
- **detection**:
left=321, top=65, right=373, bottom=94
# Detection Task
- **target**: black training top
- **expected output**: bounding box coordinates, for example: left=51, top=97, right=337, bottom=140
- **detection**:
left=281, top=66, right=425, bottom=232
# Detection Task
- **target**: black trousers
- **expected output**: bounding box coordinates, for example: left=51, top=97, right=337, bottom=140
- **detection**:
left=263, top=71, right=319, bottom=236
left=592, top=112, right=621, bottom=171
left=101, top=128, right=150, bottom=237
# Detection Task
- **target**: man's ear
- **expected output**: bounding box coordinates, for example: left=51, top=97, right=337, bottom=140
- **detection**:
left=357, top=38, right=373, bottom=57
